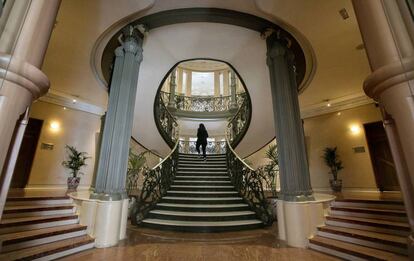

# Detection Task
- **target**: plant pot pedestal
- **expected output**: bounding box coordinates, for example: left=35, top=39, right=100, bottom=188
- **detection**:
left=267, top=197, right=278, bottom=220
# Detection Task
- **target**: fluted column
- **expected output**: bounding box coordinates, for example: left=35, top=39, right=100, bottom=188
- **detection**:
left=223, top=70, right=229, bottom=96
left=185, top=70, right=192, bottom=96
left=168, top=68, right=177, bottom=110
left=352, top=0, right=414, bottom=256
left=177, top=67, right=183, bottom=94
left=92, top=26, right=143, bottom=201
left=266, top=34, right=313, bottom=202
left=0, top=0, right=61, bottom=220
left=214, top=71, right=220, bottom=97
left=229, top=71, right=237, bottom=110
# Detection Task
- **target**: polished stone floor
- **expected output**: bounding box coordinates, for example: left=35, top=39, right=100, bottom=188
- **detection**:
left=59, top=223, right=339, bottom=261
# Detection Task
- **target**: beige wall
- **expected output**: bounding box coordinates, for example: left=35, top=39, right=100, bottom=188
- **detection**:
left=130, top=139, right=161, bottom=169
left=246, top=104, right=383, bottom=192
left=26, top=101, right=101, bottom=190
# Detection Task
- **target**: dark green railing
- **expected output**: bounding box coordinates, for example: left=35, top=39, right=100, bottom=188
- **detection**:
left=225, top=128, right=273, bottom=226
left=227, top=97, right=250, bottom=147
left=154, top=91, right=179, bottom=148
left=130, top=133, right=180, bottom=225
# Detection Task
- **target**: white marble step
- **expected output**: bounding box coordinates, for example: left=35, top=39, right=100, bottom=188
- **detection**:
left=142, top=219, right=262, bottom=227
left=174, top=180, right=231, bottom=183
left=163, top=196, right=242, bottom=201
left=175, top=176, right=229, bottom=179
left=168, top=191, right=238, bottom=194
left=149, top=210, right=255, bottom=217
left=177, top=171, right=228, bottom=174
left=157, top=203, right=248, bottom=208
left=179, top=164, right=227, bottom=167
left=171, top=185, right=234, bottom=188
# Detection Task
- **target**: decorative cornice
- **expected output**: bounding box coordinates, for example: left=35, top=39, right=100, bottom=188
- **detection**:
left=39, top=89, right=106, bottom=116
left=300, top=92, right=375, bottom=119
left=364, top=56, right=414, bottom=100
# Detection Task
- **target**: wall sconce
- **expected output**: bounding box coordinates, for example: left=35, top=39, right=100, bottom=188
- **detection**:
left=350, top=124, right=361, bottom=135
left=50, top=121, right=60, bottom=132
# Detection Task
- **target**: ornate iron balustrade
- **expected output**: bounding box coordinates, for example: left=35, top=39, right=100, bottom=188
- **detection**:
left=227, top=98, right=250, bottom=147
left=130, top=135, right=180, bottom=225
left=161, top=91, right=247, bottom=113
left=155, top=92, right=179, bottom=148
left=179, top=140, right=226, bottom=154
left=225, top=129, right=273, bottom=226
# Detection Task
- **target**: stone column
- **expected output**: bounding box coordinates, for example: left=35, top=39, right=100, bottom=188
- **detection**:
left=92, top=26, right=143, bottom=201
left=266, top=32, right=318, bottom=248
left=185, top=70, right=192, bottom=96
left=223, top=70, right=229, bottom=96
left=177, top=67, right=183, bottom=94
left=0, top=0, right=61, bottom=220
left=168, top=67, right=177, bottom=109
left=214, top=71, right=220, bottom=97
left=229, top=70, right=237, bottom=110
left=266, top=35, right=313, bottom=202
left=352, top=0, right=414, bottom=256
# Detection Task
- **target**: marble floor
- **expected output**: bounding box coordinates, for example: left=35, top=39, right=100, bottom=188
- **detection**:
left=59, top=223, right=339, bottom=261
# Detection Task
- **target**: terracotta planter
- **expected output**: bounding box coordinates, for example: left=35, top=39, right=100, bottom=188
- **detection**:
left=67, top=177, right=80, bottom=191
left=330, top=179, right=342, bottom=192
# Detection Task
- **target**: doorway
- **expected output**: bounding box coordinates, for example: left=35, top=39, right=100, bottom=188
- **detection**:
left=364, top=121, right=400, bottom=191
left=10, top=118, right=43, bottom=188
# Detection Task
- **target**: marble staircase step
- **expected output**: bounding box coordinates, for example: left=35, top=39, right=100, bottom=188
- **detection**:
left=172, top=180, right=232, bottom=186
left=155, top=202, right=250, bottom=212
left=5, top=196, right=73, bottom=206
left=0, top=224, right=87, bottom=253
left=161, top=196, right=244, bottom=204
left=3, top=204, right=75, bottom=218
left=141, top=218, right=263, bottom=232
left=174, top=175, right=230, bottom=180
left=332, top=199, right=405, bottom=210
left=325, top=215, right=410, bottom=236
left=147, top=209, right=257, bottom=222
left=166, top=191, right=238, bottom=198
left=316, top=225, right=408, bottom=255
left=170, top=185, right=234, bottom=191
left=330, top=206, right=407, bottom=222
left=309, top=235, right=408, bottom=261
left=0, top=214, right=79, bottom=234
left=0, top=235, right=95, bottom=261
left=176, top=171, right=228, bottom=175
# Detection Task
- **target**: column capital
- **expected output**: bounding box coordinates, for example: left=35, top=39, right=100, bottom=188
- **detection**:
left=119, top=26, right=143, bottom=55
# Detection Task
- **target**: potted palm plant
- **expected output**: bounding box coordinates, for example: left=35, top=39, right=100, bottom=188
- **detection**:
left=257, top=143, right=279, bottom=219
left=62, top=145, right=90, bottom=191
left=322, top=147, right=344, bottom=192
left=126, top=150, right=148, bottom=196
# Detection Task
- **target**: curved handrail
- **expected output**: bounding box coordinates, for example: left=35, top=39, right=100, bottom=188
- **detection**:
left=226, top=97, right=250, bottom=147
left=130, top=129, right=180, bottom=225
left=225, top=127, right=273, bottom=226
left=225, top=128, right=254, bottom=171
left=154, top=91, right=179, bottom=147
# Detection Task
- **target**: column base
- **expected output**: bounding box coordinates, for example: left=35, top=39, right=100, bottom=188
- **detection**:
left=277, top=195, right=335, bottom=248
left=69, top=192, right=129, bottom=248
left=279, top=191, right=315, bottom=202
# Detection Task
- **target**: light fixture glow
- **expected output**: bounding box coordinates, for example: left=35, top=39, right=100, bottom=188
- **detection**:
left=337, top=112, right=341, bottom=116
left=72, top=99, right=77, bottom=103
left=327, top=103, right=331, bottom=107
left=63, top=107, right=67, bottom=110
left=50, top=121, right=60, bottom=132
left=350, top=124, right=361, bottom=135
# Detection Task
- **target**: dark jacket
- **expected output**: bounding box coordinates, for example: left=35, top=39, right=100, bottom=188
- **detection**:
left=197, top=128, right=209, bottom=144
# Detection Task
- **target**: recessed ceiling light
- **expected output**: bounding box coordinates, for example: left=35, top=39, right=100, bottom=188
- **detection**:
left=327, top=103, right=331, bottom=107
left=339, top=8, right=349, bottom=20
left=72, top=99, right=77, bottom=103
left=337, top=112, right=341, bottom=116
left=63, top=107, right=67, bottom=110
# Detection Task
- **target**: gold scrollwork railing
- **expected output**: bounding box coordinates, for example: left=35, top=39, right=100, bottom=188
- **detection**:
left=225, top=128, right=273, bottom=226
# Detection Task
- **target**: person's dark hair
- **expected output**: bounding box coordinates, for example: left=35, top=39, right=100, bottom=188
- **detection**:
left=199, top=123, right=206, bottom=131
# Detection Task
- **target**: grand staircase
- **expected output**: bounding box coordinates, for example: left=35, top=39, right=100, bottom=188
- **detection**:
left=0, top=194, right=94, bottom=261
left=309, top=198, right=410, bottom=260
left=141, top=153, right=264, bottom=232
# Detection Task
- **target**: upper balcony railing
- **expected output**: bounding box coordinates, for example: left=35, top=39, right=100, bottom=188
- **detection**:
left=161, top=91, right=247, bottom=114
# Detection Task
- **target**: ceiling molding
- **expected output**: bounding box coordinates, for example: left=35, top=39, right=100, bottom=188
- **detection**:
left=39, top=89, right=106, bottom=116
left=300, top=93, right=375, bottom=119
